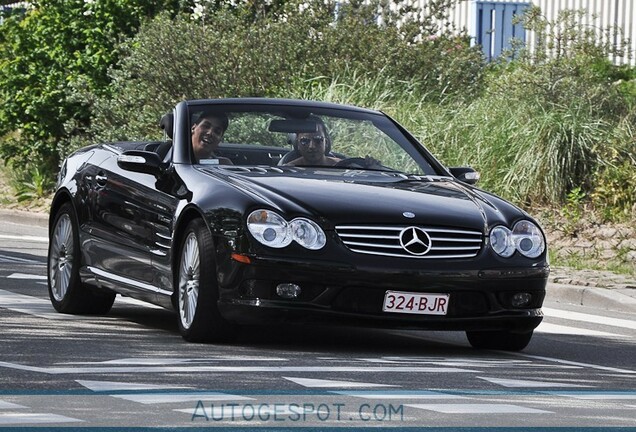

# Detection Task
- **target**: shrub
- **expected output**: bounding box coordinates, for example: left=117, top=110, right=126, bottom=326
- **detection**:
left=85, top=0, right=483, bottom=144
left=0, top=0, right=179, bottom=177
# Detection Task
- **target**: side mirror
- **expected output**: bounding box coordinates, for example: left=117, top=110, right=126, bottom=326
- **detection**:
left=449, top=166, right=480, bottom=185
left=117, top=150, right=163, bottom=177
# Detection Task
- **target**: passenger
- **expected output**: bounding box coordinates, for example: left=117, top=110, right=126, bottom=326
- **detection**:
left=285, top=119, right=341, bottom=166
left=191, top=112, right=232, bottom=164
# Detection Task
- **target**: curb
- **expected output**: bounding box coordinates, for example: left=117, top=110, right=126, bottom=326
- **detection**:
left=0, top=208, right=48, bottom=228
left=547, top=282, right=636, bottom=313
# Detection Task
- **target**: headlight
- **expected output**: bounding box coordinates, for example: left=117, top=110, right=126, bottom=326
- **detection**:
left=247, top=210, right=292, bottom=248
left=490, top=226, right=515, bottom=257
left=290, top=218, right=326, bottom=250
left=490, top=221, right=545, bottom=258
left=512, top=220, right=545, bottom=258
left=247, top=210, right=326, bottom=250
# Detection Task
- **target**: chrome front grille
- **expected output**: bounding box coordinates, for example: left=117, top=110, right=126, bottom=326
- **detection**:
left=335, top=225, right=483, bottom=259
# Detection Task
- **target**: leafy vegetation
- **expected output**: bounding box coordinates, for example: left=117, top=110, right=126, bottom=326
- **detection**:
left=0, top=0, right=179, bottom=175
left=0, top=0, right=634, bottom=227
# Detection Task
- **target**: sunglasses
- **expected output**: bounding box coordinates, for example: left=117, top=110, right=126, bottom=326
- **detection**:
left=298, top=136, right=325, bottom=147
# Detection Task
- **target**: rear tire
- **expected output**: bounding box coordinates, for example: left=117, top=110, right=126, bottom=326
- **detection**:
left=176, top=219, right=236, bottom=343
left=48, top=202, right=115, bottom=314
left=466, top=330, right=534, bottom=351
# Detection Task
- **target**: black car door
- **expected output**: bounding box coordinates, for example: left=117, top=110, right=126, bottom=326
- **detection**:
left=87, top=149, right=176, bottom=300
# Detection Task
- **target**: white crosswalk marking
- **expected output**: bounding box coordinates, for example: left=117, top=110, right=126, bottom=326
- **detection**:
left=284, top=377, right=396, bottom=388
left=0, top=254, right=43, bottom=264
left=543, top=307, right=636, bottom=330
left=332, top=391, right=466, bottom=400
left=477, top=377, right=590, bottom=388
left=405, top=403, right=552, bottom=414
left=536, top=323, right=622, bottom=337
left=0, top=234, right=47, bottom=242
left=0, top=412, right=83, bottom=425
left=7, top=273, right=47, bottom=280
left=0, top=399, right=82, bottom=425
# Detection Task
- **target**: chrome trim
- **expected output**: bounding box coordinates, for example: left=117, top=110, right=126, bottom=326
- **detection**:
left=88, top=266, right=172, bottom=296
left=156, top=232, right=172, bottom=240
left=336, top=224, right=483, bottom=259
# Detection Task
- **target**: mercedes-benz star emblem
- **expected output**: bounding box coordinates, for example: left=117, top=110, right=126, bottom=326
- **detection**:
left=399, top=226, right=432, bottom=256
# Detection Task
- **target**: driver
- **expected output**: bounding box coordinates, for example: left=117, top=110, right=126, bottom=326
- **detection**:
left=285, top=119, right=341, bottom=166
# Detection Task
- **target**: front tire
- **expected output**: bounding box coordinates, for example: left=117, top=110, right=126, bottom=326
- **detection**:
left=48, top=202, right=115, bottom=314
left=176, top=219, right=236, bottom=342
left=466, top=330, right=534, bottom=351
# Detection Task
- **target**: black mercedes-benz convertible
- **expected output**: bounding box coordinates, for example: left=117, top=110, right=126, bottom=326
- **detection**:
left=47, top=98, right=548, bottom=350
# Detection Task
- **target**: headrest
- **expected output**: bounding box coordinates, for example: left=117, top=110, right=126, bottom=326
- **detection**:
left=160, top=112, right=174, bottom=140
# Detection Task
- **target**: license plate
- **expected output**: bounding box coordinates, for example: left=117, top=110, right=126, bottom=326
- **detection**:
left=382, top=291, right=449, bottom=315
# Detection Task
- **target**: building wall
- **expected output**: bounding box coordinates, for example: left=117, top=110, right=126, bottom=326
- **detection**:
left=420, top=0, right=636, bottom=65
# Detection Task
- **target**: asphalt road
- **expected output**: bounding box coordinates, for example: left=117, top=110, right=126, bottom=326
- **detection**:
left=0, top=213, right=635, bottom=429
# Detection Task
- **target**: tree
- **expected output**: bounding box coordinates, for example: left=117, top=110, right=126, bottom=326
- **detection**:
left=0, top=0, right=178, bottom=174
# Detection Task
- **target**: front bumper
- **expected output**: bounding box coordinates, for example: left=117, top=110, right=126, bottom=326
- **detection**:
left=216, top=254, right=549, bottom=333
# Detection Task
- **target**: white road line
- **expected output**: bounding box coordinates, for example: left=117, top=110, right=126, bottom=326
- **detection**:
left=536, top=323, right=623, bottom=337
left=332, top=391, right=467, bottom=400
left=7, top=273, right=47, bottom=280
left=509, top=353, right=636, bottom=375
left=0, top=412, right=83, bottom=425
left=0, top=254, right=43, bottom=264
left=0, top=289, right=85, bottom=320
left=0, top=401, right=27, bottom=409
left=65, top=356, right=290, bottom=365
left=76, top=380, right=193, bottom=392
left=477, top=377, right=590, bottom=388
left=112, top=392, right=254, bottom=405
left=543, top=307, right=636, bottom=330
left=283, top=377, right=396, bottom=388
left=0, top=234, right=48, bottom=243
left=0, top=361, right=478, bottom=375
left=544, top=392, right=636, bottom=400
left=405, top=403, right=552, bottom=414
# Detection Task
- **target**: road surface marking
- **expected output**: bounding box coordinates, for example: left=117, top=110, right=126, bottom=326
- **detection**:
left=0, top=234, right=47, bottom=243
left=0, top=289, right=85, bottom=320
left=76, top=380, right=193, bottom=392
left=0, top=412, right=82, bottom=425
left=477, top=377, right=590, bottom=388
left=7, top=273, right=47, bottom=280
left=405, top=403, right=552, bottom=414
left=332, top=391, right=466, bottom=400
left=510, top=353, right=635, bottom=374
left=0, top=254, right=43, bottom=264
left=543, top=307, right=636, bottom=330
left=543, top=391, right=636, bottom=400
left=283, top=377, right=396, bottom=388
left=536, top=323, right=622, bottom=337
left=0, top=401, right=27, bottom=409
left=0, top=361, right=477, bottom=375
left=111, top=392, right=254, bottom=405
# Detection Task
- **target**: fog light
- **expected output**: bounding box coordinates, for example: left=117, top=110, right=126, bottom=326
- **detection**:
left=276, top=283, right=301, bottom=299
left=511, top=292, right=532, bottom=308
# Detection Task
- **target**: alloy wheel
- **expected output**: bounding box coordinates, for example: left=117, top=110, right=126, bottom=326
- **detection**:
left=49, top=214, right=74, bottom=302
left=178, top=233, right=200, bottom=329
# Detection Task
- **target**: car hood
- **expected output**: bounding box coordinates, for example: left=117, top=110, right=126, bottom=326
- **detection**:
left=203, top=167, right=521, bottom=231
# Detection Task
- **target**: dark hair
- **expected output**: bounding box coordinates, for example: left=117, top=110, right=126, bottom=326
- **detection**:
left=195, top=112, right=229, bottom=132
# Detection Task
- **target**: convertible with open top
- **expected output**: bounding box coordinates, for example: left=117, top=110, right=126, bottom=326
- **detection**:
left=47, top=98, right=549, bottom=350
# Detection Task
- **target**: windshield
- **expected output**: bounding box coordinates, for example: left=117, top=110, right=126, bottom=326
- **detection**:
left=188, top=104, right=439, bottom=176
